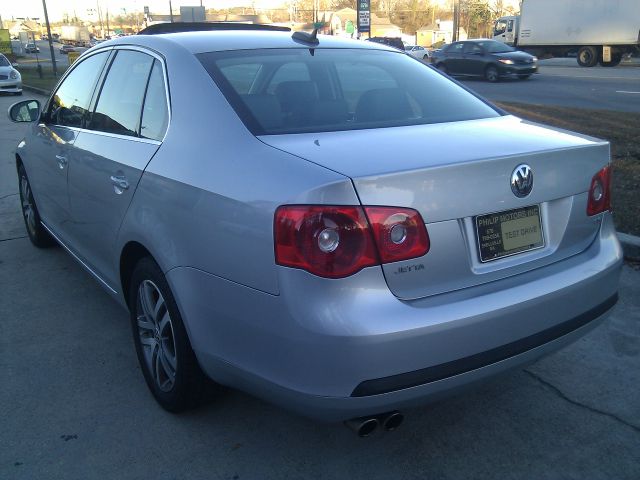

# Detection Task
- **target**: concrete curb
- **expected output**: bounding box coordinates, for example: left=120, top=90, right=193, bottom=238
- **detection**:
left=618, top=232, right=640, bottom=260
left=22, top=85, right=51, bottom=96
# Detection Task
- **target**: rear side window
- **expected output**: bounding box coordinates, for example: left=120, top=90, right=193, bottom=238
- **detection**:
left=89, top=50, right=154, bottom=137
left=140, top=60, right=169, bottom=141
left=198, top=48, right=499, bottom=135
left=47, top=51, right=109, bottom=128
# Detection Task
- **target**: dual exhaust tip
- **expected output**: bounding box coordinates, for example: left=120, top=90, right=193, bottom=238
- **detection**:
left=344, top=411, right=404, bottom=437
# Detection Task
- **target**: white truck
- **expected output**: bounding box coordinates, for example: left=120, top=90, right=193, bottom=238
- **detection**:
left=60, top=26, right=91, bottom=47
left=493, top=0, right=640, bottom=67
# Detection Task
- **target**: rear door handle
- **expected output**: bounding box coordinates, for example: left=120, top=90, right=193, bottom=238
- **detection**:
left=55, top=154, right=67, bottom=169
left=110, top=175, right=129, bottom=194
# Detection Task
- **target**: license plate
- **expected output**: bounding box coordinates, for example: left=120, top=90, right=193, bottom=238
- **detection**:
left=475, top=205, right=544, bottom=262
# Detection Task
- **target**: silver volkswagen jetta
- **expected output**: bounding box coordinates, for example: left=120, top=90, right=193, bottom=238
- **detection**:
left=9, top=23, right=622, bottom=435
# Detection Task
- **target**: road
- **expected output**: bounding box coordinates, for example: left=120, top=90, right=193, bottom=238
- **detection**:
left=459, top=58, right=640, bottom=113
left=15, top=40, right=88, bottom=70
left=1, top=94, right=640, bottom=479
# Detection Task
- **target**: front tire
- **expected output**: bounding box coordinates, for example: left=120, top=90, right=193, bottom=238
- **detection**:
left=129, top=257, right=209, bottom=412
left=485, top=65, right=500, bottom=82
left=17, top=163, right=56, bottom=248
left=577, top=46, right=599, bottom=67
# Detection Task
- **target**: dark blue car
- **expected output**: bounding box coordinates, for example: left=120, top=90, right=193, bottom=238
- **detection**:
left=431, top=39, right=538, bottom=82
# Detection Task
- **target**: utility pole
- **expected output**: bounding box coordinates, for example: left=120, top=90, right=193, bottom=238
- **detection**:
left=96, top=1, right=104, bottom=38
left=106, top=9, right=110, bottom=37
left=41, top=0, right=58, bottom=77
left=169, top=1, right=174, bottom=23
left=452, top=0, right=459, bottom=42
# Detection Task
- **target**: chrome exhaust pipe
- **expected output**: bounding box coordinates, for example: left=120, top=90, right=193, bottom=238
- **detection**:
left=380, top=411, right=404, bottom=431
left=344, top=416, right=380, bottom=437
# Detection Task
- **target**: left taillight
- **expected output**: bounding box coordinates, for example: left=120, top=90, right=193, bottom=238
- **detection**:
left=274, top=205, right=429, bottom=279
left=587, top=165, right=612, bottom=216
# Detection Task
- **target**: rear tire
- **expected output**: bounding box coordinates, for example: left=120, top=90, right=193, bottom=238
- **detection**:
left=485, top=65, right=500, bottom=82
left=577, top=46, right=598, bottom=67
left=17, top=163, right=56, bottom=248
left=129, top=257, right=209, bottom=413
left=599, top=53, right=622, bottom=67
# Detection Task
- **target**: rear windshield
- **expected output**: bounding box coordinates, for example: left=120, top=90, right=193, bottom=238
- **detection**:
left=198, top=48, right=500, bottom=135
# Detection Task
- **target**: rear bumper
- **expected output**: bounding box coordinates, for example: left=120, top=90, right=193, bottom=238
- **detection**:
left=168, top=213, right=622, bottom=421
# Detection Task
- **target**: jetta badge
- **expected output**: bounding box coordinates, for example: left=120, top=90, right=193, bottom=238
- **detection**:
left=511, top=164, right=533, bottom=198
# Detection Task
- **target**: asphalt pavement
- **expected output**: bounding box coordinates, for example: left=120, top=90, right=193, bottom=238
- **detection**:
left=460, top=58, right=640, bottom=113
left=1, top=92, right=639, bottom=479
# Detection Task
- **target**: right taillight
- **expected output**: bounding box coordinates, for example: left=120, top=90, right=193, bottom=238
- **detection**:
left=274, top=205, right=429, bottom=279
left=587, top=165, right=612, bottom=216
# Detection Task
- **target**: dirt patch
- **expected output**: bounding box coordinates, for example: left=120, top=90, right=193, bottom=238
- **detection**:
left=496, top=102, right=640, bottom=236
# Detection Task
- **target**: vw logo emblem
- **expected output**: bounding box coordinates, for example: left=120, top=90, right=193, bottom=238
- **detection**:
left=511, top=164, right=533, bottom=197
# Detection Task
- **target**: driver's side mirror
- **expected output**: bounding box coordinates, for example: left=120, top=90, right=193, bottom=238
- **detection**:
left=8, top=100, right=41, bottom=123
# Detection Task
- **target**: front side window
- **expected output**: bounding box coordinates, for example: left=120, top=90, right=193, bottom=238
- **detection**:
left=47, top=51, right=109, bottom=128
left=198, top=48, right=499, bottom=135
left=89, top=50, right=154, bottom=137
left=494, top=20, right=508, bottom=35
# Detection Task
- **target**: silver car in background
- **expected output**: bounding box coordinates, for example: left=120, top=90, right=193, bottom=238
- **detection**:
left=405, top=44, right=431, bottom=61
left=0, top=54, right=22, bottom=95
left=9, top=23, right=622, bottom=436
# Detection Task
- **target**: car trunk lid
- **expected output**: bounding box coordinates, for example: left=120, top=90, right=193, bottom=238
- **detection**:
left=260, top=116, right=610, bottom=299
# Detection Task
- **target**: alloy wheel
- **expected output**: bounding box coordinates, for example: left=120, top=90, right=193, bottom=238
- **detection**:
left=136, top=280, right=177, bottom=392
left=20, top=174, right=37, bottom=236
left=485, top=66, right=499, bottom=82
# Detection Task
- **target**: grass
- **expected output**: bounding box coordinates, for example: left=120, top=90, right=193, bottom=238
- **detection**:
left=496, top=102, right=640, bottom=236
left=19, top=66, right=67, bottom=92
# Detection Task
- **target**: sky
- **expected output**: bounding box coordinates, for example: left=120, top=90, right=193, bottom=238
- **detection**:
left=1, top=0, right=520, bottom=22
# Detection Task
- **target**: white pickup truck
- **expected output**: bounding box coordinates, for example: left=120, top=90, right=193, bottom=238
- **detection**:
left=493, top=0, right=640, bottom=67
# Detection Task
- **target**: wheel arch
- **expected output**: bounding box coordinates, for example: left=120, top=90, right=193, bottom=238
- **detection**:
left=120, top=241, right=154, bottom=309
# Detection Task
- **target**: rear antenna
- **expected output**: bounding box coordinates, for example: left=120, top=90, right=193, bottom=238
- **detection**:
left=292, top=27, right=320, bottom=46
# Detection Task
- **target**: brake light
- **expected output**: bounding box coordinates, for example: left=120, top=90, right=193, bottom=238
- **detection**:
left=274, top=205, right=429, bottom=278
left=587, top=165, right=612, bottom=216
left=364, top=207, right=430, bottom=263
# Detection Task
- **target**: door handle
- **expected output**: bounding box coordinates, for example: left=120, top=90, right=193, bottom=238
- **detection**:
left=110, top=175, right=129, bottom=194
left=55, top=154, right=67, bottom=169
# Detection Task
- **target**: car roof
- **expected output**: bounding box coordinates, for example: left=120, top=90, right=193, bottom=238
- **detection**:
left=106, top=29, right=398, bottom=54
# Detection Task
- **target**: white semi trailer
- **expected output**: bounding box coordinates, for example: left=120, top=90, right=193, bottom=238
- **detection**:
left=493, top=0, right=640, bottom=67
left=60, top=26, right=91, bottom=47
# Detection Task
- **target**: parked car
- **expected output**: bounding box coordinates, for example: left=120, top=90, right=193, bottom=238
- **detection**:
left=431, top=39, right=538, bottom=81
left=25, top=43, right=40, bottom=53
left=366, top=36, right=404, bottom=51
left=8, top=24, right=622, bottom=436
left=0, top=53, right=22, bottom=95
left=59, top=44, right=76, bottom=54
left=405, top=44, right=430, bottom=61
